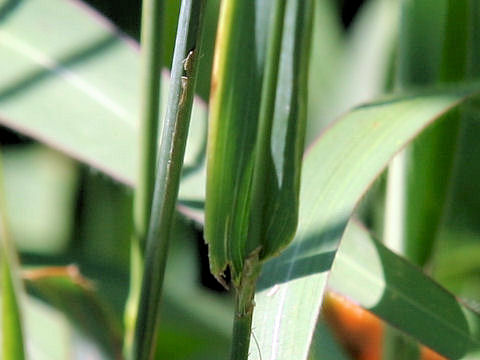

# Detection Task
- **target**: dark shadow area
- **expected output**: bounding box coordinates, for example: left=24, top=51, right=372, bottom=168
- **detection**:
left=82, top=0, right=141, bottom=39
left=195, top=228, right=229, bottom=293
left=338, top=0, right=365, bottom=29
left=0, top=0, right=22, bottom=23
left=0, top=124, right=32, bottom=145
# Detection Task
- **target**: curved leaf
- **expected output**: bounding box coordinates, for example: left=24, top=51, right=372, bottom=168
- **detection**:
left=248, top=86, right=480, bottom=360
left=329, top=220, right=480, bottom=359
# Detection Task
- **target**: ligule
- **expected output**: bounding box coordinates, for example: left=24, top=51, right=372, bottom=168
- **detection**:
left=205, top=0, right=315, bottom=285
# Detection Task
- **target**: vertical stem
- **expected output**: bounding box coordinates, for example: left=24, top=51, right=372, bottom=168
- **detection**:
left=124, top=0, right=164, bottom=356
left=230, top=250, right=261, bottom=360
left=231, top=294, right=254, bottom=360
left=132, top=1, right=206, bottom=358
left=0, top=151, right=26, bottom=360
left=134, top=0, right=164, bottom=245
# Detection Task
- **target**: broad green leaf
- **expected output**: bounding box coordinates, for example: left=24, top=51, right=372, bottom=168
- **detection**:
left=329, top=220, right=480, bottom=359
left=0, top=0, right=207, bottom=204
left=205, top=0, right=314, bottom=281
left=24, top=265, right=123, bottom=358
left=248, top=86, right=480, bottom=360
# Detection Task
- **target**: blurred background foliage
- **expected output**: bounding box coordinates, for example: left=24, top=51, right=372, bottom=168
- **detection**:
left=2, top=0, right=480, bottom=358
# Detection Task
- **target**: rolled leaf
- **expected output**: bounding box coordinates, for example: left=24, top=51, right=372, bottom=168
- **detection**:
left=205, top=0, right=314, bottom=283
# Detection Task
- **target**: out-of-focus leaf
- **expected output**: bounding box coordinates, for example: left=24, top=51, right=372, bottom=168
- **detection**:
left=385, top=0, right=472, bottom=267
left=0, top=0, right=207, bottom=207
left=307, top=0, right=398, bottom=143
left=1, top=246, right=25, bottom=360
left=329, top=220, right=480, bottom=359
left=22, top=297, right=71, bottom=360
left=0, top=151, right=25, bottom=360
left=155, top=216, right=231, bottom=360
left=248, top=86, right=480, bottom=360
left=2, top=145, right=78, bottom=254
left=395, top=0, right=447, bottom=88
left=23, top=265, right=123, bottom=359
left=308, top=317, right=351, bottom=360
left=433, top=230, right=480, bottom=302
left=306, top=0, right=343, bottom=143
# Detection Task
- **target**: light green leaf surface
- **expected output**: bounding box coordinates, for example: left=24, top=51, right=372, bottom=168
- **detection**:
left=3, top=145, right=78, bottom=254
left=330, top=220, right=480, bottom=359
left=0, top=0, right=207, bottom=203
left=249, top=87, right=480, bottom=360
left=307, top=0, right=398, bottom=143
left=22, top=297, right=72, bottom=360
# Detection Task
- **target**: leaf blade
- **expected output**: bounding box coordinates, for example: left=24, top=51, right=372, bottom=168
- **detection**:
left=0, top=0, right=208, bottom=192
left=249, top=87, right=480, bottom=360
left=330, top=220, right=480, bottom=359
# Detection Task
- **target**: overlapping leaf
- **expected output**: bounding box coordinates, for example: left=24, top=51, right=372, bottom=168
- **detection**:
left=248, top=86, right=480, bottom=360
left=205, top=0, right=314, bottom=282
left=329, top=220, right=480, bottom=359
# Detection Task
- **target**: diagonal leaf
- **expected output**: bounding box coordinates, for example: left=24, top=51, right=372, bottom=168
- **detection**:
left=248, top=86, right=480, bottom=360
left=0, top=0, right=207, bottom=197
left=329, top=219, right=480, bottom=359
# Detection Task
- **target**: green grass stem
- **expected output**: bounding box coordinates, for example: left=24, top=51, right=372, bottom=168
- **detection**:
left=124, top=0, right=164, bottom=355
left=132, top=0, right=206, bottom=358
